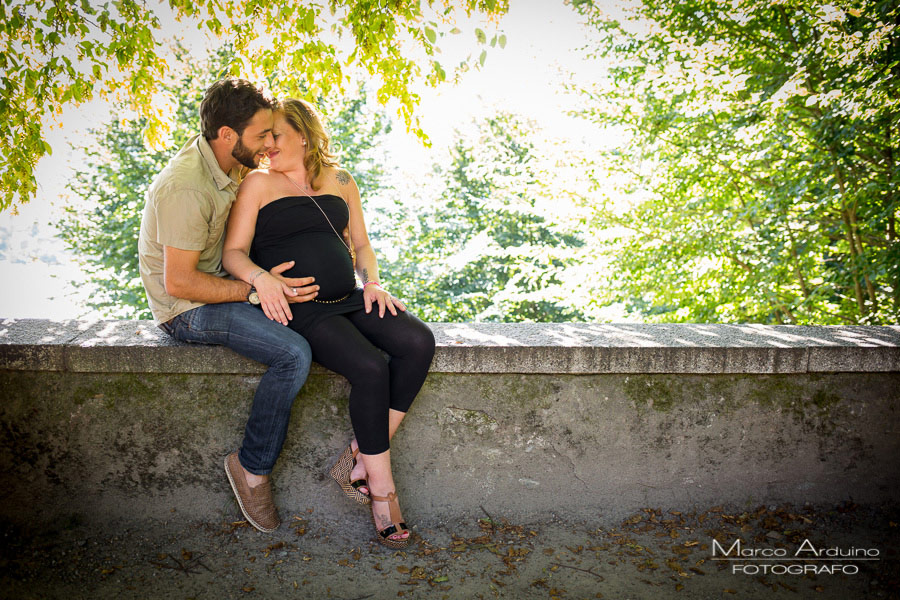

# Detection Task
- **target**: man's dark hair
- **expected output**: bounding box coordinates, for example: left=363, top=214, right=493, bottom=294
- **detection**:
left=200, top=77, right=274, bottom=140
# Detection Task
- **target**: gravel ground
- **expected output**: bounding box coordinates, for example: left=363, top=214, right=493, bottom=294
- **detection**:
left=2, top=501, right=898, bottom=600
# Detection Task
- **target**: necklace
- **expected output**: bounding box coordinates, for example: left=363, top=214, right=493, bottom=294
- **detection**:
left=282, top=173, right=356, bottom=253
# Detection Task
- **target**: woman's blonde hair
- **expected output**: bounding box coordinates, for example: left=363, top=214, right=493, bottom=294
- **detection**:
left=278, top=98, right=339, bottom=190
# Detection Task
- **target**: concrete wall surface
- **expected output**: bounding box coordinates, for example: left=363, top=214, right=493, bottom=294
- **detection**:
left=1, top=318, right=899, bottom=531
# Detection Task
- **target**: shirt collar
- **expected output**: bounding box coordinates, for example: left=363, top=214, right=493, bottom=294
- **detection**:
left=196, top=135, right=240, bottom=191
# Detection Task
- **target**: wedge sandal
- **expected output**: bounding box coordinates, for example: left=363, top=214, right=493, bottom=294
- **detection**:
left=329, top=444, right=371, bottom=505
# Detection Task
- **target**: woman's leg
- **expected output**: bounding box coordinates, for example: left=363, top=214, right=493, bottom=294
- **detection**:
left=343, top=309, right=435, bottom=474
left=342, top=309, right=435, bottom=533
left=307, top=310, right=434, bottom=542
left=303, top=315, right=393, bottom=455
left=348, top=409, right=405, bottom=496
left=304, top=315, right=410, bottom=542
left=347, top=308, right=436, bottom=413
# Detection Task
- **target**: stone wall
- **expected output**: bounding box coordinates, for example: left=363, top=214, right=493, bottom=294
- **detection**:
left=2, top=319, right=899, bottom=530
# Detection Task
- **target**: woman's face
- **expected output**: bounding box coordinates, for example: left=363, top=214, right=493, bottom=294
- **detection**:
left=266, top=112, right=306, bottom=172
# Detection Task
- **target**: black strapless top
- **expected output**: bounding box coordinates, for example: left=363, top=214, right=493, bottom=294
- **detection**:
left=250, top=194, right=364, bottom=334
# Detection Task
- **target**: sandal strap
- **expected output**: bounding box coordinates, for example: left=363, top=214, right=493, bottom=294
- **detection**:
left=378, top=522, right=408, bottom=539
left=369, top=491, right=397, bottom=503
left=370, top=491, right=403, bottom=524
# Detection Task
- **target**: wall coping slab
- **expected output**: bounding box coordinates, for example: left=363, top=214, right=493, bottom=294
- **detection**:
left=2, top=318, right=898, bottom=374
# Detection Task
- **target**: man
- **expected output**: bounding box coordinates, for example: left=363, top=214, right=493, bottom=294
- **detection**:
left=138, top=77, right=318, bottom=533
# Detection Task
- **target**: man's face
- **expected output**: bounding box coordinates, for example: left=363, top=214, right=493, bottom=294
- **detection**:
left=232, top=109, right=274, bottom=169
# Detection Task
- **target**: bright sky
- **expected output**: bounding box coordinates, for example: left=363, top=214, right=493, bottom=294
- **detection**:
left=0, top=0, right=606, bottom=320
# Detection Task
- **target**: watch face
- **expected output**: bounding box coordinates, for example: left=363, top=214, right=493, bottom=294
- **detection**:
left=248, top=291, right=260, bottom=305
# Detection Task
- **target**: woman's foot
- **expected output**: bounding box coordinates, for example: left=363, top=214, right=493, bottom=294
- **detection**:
left=349, top=439, right=368, bottom=497
left=370, top=489, right=410, bottom=547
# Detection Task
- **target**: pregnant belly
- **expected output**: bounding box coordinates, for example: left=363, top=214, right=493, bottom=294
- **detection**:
left=254, top=234, right=356, bottom=300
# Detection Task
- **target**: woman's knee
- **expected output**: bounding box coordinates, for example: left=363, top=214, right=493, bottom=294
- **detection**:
left=352, top=352, right=390, bottom=387
left=408, top=321, right=436, bottom=361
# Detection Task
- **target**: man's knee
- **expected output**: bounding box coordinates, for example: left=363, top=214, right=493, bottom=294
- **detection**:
left=276, top=335, right=313, bottom=377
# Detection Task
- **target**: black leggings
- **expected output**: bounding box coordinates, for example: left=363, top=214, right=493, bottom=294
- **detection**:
left=302, top=309, right=436, bottom=455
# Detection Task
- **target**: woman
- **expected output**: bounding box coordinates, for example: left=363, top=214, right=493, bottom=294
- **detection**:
left=222, top=98, right=435, bottom=548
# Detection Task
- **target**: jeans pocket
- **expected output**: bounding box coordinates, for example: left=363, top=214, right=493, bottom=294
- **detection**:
left=178, top=305, right=231, bottom=346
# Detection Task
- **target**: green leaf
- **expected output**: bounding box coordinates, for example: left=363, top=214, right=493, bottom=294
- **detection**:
left=0, top=0, right=510, bottom=211
left=475, top=28, right=486, bottom=44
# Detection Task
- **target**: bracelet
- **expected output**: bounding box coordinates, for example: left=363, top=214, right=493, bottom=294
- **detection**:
left=248, top=269, right=266, bottom=286
left=363, top=281, right=381, bottom=289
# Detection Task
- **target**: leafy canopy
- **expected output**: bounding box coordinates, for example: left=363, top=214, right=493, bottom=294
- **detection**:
left=375, top=112, right=588, bottom=322
left=573, top=0, right=899, bottom=324
left=0, top=0, right=508, bottom=211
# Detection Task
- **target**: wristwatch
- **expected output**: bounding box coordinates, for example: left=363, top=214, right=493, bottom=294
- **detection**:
left=247, top=286, right=261, bottom=305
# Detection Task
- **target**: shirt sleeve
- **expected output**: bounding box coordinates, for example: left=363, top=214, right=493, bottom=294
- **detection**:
left=153, top=189, right=212, bottom=252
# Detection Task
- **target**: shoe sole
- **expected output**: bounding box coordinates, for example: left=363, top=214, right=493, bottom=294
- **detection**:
left=224, top=455, right=279, bottom=533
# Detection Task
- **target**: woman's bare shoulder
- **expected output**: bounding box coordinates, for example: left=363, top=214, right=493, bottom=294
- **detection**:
left=240, top=168, right=275, bottom=188
left=320, top=167, right=356, bottom=195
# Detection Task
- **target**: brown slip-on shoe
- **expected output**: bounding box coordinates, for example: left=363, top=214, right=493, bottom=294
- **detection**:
left=224, top=452, right=280, bottom=533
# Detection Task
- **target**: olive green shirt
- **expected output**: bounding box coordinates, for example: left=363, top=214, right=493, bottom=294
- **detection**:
left=138, top=135, right=242, bottom=325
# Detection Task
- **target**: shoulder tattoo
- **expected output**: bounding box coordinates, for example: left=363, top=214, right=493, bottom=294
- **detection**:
left=336, top=169, right=351, bottom=186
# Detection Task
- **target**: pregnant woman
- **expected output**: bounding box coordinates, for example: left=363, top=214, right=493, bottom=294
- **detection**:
left=222, top=98, right=435, bottom=548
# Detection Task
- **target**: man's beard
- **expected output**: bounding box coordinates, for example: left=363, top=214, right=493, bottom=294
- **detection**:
left=232, top=136, right=260, bottom=169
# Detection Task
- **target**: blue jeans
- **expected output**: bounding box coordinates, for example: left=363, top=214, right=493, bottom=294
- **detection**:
left=161, top=302, right=312, bottom=475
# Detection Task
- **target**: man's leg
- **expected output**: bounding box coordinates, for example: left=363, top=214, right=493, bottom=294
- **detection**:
left=165, top=302, right=312, bottom=531
left=168, top=302, right=312, bottom=471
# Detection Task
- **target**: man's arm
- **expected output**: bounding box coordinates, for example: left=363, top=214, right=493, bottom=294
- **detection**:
left=164, top=246, right=251, bottom=303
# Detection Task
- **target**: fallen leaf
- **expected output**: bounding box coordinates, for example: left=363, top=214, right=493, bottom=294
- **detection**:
left=411, top=566, right=427, bottom=580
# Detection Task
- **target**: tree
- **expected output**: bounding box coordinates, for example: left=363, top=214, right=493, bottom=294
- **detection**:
left=0, top=0, right=508, bottom=211
left=572, top=0, right=899, bottom=324
left=375, top=112, right=588, bottom=322
left=56, top=47, right=391, bottom=319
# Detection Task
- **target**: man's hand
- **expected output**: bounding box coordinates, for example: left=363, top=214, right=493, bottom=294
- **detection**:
left=269, top=261, right=318, bottom=304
